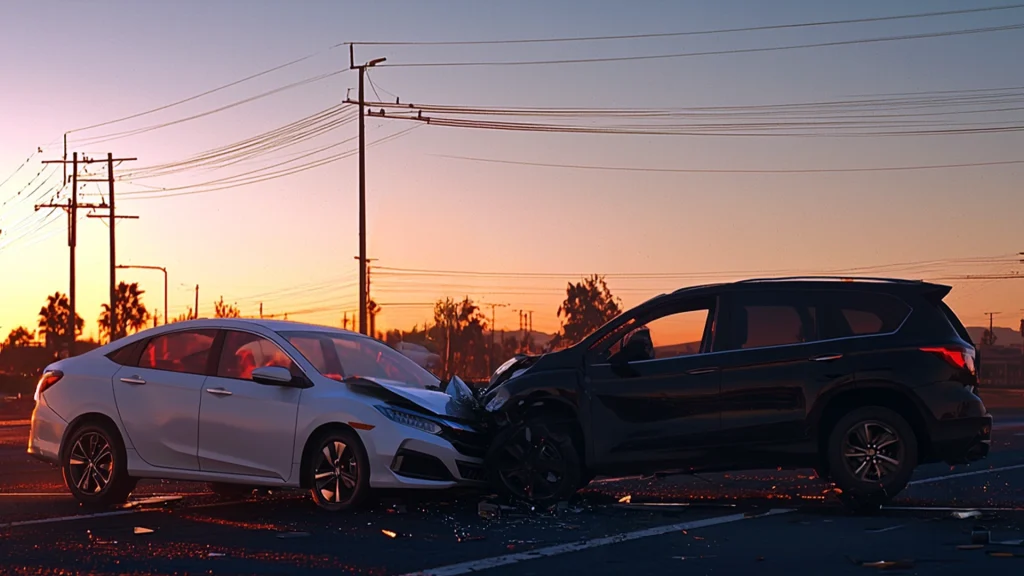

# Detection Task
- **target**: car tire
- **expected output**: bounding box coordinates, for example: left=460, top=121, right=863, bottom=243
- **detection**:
left=306, top=428, right=371, bottom=512
left=61, top=421, right=137, bottom=508
left=486, top=417, right=582, bottom=506
left=826, top=406, right=918, bottom=513
left=208, top=482, right=254, bottom=499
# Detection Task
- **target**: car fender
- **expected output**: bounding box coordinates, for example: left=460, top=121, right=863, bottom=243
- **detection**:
left=292, top=393, right=390, bottom=465
left=807, top=378, right=932, bottom=436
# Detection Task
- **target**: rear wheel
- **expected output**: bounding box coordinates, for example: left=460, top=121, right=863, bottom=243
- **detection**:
left=306, top=429, right=370, bottom=512
left=486, top=418, right=582, bottom=505
left=826, top=406, right=917, bottom=513
left=61, top=421, right=137, bottom=508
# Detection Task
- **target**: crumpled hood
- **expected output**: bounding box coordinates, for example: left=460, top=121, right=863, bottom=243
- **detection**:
left=347, top=375, right=478, bottom=421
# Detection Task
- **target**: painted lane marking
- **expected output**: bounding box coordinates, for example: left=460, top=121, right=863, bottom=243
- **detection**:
left=399, top=509, right=793, bottom=576
left=907, top=463, right=1024, bottom=487
left=0, top=510, right=138, bottom=529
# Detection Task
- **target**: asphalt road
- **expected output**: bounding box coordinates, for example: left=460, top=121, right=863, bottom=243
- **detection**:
left=3, top=395, right=1024, bottom=575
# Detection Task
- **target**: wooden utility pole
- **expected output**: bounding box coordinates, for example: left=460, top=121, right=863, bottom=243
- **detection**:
left=482, top=302, right=508, bottom=373
left=194, top=285, right=199, bottom=319
left=350, top=46, right=386, bottom=336
left=42, top=153, right=137, bottom=345
left=353, top=255, right=377, bottom=334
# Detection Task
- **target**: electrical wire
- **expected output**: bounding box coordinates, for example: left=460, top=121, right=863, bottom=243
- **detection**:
left=431, top=154, right=1024, bottom=174
left=378, top=23, right=1024, bottom=67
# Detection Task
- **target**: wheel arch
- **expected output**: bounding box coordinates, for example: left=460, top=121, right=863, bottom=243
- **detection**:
left=512, top=392, right=587, bottom=466
left=59, top=411, right=125, bottom=462
left=298, top=422, right=360, bottom=489
left=813, top=382, right=932, bottom=470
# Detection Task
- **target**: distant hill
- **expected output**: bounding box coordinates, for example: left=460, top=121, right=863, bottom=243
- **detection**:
left=967, top=326, right=1022, bottom=347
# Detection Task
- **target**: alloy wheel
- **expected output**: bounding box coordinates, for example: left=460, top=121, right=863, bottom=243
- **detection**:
left=313, top=440, right=358, bottom=505
left=841, top=421, right=904, bottom=483
left=67, top=432, right=114, bottom=494
left=495, top=425, right=568, bottom=501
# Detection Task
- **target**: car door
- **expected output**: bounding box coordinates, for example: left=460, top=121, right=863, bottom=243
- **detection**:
left=197, top=329, right=304, bottom=480
left=715, top=290, right=846, bottom=453
left=585, top=294, right=722, bottom=470
left=111, top=329, right=218, bottom=470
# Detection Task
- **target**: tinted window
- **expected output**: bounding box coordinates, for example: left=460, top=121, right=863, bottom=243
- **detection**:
left=725, top=293, right=817, bottom=351
left=217, top=331, right=300, bottom=380
left=594, top=296, right=715, bottom=363
left=821, top=292, right=910, bottom=339
left=138, top=330, right=217, bottom=375
left=106, top=340, right=142, bottom=366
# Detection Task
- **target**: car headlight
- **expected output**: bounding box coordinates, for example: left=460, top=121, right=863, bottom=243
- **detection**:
left=485, top=388, right=510, bottom=413
left=375, top=405, right=442, bottom=435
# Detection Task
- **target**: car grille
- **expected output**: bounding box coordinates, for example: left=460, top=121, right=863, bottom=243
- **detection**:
left=456, top=460, right=486, bottom=482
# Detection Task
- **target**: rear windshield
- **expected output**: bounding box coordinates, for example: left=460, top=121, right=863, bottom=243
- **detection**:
left=937, top=302, right=973, bottom=344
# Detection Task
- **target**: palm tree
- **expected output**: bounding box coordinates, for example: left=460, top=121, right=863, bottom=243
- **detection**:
left=98, top=282, right=150, bottom=342
left=38, top=292, right=83, bottom=349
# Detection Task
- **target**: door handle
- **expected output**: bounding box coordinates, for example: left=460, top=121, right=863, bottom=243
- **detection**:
left=206, top=388, right=232, bottom=396
left=686, top=367, right=719, bottom=375
left=810, top=354, right=843, bottom=362
left=119, top=376, right=146, bottom=385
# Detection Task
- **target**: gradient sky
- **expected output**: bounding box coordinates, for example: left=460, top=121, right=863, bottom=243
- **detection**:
left=1, top=0, right=1022, bottom=342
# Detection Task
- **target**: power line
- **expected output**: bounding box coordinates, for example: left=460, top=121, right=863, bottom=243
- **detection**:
left=378, top=23, right=1024, bottom=68
left=67, top=46, right=345, bottom=134
left=352, top=4, right=1024, bottom=46
left=432, top=155, right=1024, bottom=174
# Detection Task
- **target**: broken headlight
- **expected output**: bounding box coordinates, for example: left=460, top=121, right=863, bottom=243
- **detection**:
left=375, top=405, right=442, bottom=435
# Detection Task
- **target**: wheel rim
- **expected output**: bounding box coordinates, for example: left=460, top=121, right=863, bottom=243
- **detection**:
left=68, top=432, right=114, bottom=494
left=313, top=440, right=358, bottom=505
left=495, top=426, right=567, bottom=501
left=842, top=420, right=904, bottom=483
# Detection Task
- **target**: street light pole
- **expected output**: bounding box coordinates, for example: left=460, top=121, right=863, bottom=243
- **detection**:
left=350, top=45, right=386, bottom=335
left=115, top=265, right=168, bottom=325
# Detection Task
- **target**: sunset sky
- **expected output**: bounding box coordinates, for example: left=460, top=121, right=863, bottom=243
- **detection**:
left=1, top=0, right=1022, bottom=343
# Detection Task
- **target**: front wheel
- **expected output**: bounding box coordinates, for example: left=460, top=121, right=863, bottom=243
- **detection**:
left=486, top=418, right=582, bottom=505
left=61, top=421, right=137, bottom=508
left=306, top=429, right=370, bottom=512
left=826, top=406, right=918, bottom=512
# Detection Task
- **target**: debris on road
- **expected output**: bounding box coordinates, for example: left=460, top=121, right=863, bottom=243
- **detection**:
left=953, top=510, right=983, bottom=520
left=133, top=526, right=154, bottom=535
left=478, top=501, right=500, bottom=519
left=381, top=529, right=399, bottom=539
left=618, top=495, right=632, bottom=503
left=207, top=552, right=226, bottom=558
left=860, top=559, right=916, bottom=570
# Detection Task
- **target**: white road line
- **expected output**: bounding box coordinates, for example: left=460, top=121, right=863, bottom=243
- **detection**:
left=399, top=509, right=794, bottom=576
left=0, top=509, right=138, bottom=529
left=907, top=463, right=1024, bottom=487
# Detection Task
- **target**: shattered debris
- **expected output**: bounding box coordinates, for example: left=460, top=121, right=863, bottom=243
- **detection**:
left=381, top=529, right=399, bottom=539
left=618, top=495, right=632, bottom=503
left=952, top=510, right=983, bottom=520
left=133, top=526, right=154, bottom=535
left=860, top=559, right=915, bottom=570
left=207, top=552, right=226, bottom=558
left=478, top=501, right=501, bottom=519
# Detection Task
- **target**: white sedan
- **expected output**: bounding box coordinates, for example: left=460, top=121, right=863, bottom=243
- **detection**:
left=28, top=318, right=486, bottom=511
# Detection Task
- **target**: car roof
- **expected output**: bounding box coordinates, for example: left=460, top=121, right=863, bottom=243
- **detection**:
left=669, top=276, right=947, bottom=297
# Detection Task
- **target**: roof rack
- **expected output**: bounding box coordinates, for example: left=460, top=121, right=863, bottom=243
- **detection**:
left=733, top=276, right=924, bottom=285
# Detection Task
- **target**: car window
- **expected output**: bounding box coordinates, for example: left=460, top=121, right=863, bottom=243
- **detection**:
left=106, top=340, right=143, bottom=366
left=281, top=330, right=440, bottom=389
left=138, top=330, right=217, bottom=375
left=217, top=331, right=300, bottom=380
left=821, top=291, right=910, bottom=339
left=595, top=297, right=715, bottom=363
left=725, top=293, right=818, bottom=351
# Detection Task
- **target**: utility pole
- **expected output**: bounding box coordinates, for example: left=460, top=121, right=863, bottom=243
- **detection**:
left=44, top=153, right=137, bottom=344
left=350, top=46, right=386, bottom=336
left=983, top=312, right=1001, bottom=347
left=194, top=285, right=199, bottom=319
left=116, top=265, right=167, bottom=326
left=482, top=302, right=508, bottom=373
left=353, top=255, right=377, bottom=334
left=260, top=302, right=263, bottom=319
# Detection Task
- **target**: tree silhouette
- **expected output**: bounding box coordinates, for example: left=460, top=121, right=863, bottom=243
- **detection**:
left=214, top=296, right=241, bottom=318
left=98, top=282, right=150, bottom=342
left=5, top=326, right=34, bottom=348
left=38, top=292, right=83, bottom=349
left=552, top=274, right=621, bottom=349
left=432, top=297, right=488, bottom=380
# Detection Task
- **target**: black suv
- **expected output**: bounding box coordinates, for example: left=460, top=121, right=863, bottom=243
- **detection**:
left=479, top=277, right=991, bottom=509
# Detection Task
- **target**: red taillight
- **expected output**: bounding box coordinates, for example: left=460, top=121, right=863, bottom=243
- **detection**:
left=920, top=346, right=975, bottom=374
left=34, top=370, right=64, bottom=402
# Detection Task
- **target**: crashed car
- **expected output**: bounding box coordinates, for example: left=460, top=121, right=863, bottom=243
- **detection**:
left=478, top=277, right=991, bottom=510
left=28, top=318, right=485, bottom=511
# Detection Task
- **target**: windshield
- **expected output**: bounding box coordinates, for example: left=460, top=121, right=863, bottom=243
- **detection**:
left=279, top=330, right=440, bottom=390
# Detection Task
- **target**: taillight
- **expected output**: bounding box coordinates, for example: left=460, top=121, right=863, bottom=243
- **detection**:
left=34, top=370, right=64, bottom=402
left=920, top=346, right=975, bottom=375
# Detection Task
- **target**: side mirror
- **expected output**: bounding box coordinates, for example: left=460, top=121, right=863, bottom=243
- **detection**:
left=251, top=365, right=294, bottom=386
